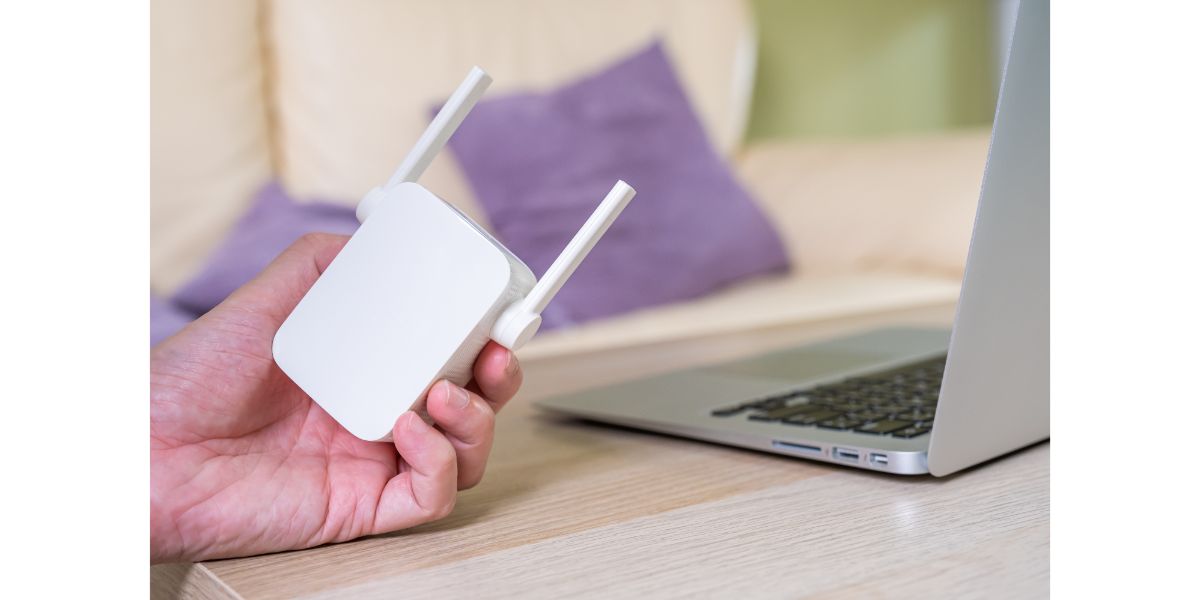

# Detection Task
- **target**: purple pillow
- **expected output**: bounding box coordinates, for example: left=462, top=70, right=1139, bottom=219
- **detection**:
left=171, top=181, right=360, bottom=315
left=151, top=293, right=197, bottom=346
left=446, top=41, right=789, bottom=328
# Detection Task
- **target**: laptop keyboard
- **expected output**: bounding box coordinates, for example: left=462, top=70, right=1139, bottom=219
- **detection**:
left=710, top=355, right=946, bottom=439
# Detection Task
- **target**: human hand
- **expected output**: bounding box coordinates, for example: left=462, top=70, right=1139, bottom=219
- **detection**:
left=150, top=233, right=522, bottom=563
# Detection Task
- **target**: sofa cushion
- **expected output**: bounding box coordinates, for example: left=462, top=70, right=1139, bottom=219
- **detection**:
left=151, top=0, right=274, bottom=293
left=446, top=42, right=789, bottom=329
left=522, top=272, right=961, bottom=360
left=151, top=294, right=196, bottom=347
left=264, top=0, right=755, bottom=215
left=736, top=129, right=990, bottom=277
left=171, top=182, right=360, bottom=315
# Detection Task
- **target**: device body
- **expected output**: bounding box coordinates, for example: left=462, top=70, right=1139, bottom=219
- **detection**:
left=273, top=183, right=535, bottom=441
left=271, top=66, right=632, bottom=442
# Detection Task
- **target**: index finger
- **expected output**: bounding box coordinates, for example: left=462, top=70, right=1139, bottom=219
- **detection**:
left=470, top=342, right=522, bottom=412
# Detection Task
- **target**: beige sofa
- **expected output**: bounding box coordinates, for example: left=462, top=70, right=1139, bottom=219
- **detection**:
left=151, top=0, right=986, bottom=361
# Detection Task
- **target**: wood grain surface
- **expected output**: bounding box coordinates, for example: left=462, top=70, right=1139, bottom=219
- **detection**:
left=151, top=302, right=1049, bottom=599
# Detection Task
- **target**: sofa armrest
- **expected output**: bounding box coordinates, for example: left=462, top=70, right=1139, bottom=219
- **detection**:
left=736, top=129, right=990, bottom=278
left=522, top=272, right=960, bottom=361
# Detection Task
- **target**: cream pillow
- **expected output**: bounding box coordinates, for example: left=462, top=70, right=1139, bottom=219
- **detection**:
left=151, top=0, right=274, bottom=293
left=737, top=129, right=991, bottom=277
left=263, top=0, right=754, bottom=222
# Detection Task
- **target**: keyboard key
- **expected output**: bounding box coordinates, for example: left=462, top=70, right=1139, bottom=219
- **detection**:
left=830, top=402, right=868, bottom=413
left=854, top=420, right=912, bottom=435
left=710, top=354, right=947, bottom=426
left=748, top=403, right=821, bottom=422
left=891, top=409, right=935, bottom=422
left=743, top=391, right=804, bottom=410
left=782, top=410, right=841, bottom=426
left=709, top=405, right=746, bottom=417
left=746, top=397, right=788, bottom=410
left=845, top=409, right=890, bottom=422
left=817, top=417, right=863, bottom=430
left=892, top=425, right=933, bottom=438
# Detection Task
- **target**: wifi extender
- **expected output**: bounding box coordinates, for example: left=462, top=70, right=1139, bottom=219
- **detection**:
left=272, top=67, right=636, bottom=441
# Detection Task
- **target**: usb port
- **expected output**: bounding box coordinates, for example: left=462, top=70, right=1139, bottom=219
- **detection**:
left=869, top=453, right=889, bottom=467
left=832, top=447, right=860, bottom=462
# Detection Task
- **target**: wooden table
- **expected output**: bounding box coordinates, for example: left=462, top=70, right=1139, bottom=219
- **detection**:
left=151, top=303, right=1049, bottom=599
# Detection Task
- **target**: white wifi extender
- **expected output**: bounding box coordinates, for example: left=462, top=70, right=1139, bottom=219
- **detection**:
left=272, top=67, right=636, bottom=442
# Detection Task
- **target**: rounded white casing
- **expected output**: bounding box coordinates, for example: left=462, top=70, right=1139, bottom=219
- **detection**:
left=273, top=67, right=633, bottom=442
left=273, top=183, right=534, bottom=441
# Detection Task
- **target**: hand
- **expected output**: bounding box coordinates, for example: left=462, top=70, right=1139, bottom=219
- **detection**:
left=150, top=233, right=522, bottom=563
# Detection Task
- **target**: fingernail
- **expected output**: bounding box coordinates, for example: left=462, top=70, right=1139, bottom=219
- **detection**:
left=406, top=412, right=426, bottom=432
left=444, top=381, right=470, bottom=409
left=505, top=350, right=519, bottom=376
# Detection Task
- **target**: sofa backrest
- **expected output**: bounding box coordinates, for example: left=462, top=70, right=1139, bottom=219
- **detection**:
left=151, top=0, right=756, bottom=293
left=151, top=0, right=274, bottom=293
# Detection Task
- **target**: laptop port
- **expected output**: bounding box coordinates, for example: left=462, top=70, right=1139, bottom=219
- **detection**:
left=772, top=440, right=822, bottom=455
left=832, top=447, right=860, bottom=462
left=869, top=453, right=889, bottom=467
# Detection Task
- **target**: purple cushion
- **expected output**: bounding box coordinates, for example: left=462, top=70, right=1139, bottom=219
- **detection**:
left=446, top=41, right=790, bottom=328
left=151, top=293, right=197, bottom=346
left=171, top=181, right=360, bottom=315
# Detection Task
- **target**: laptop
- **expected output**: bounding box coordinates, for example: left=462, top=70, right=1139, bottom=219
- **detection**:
left=536, top=0, right=1048, bottom=477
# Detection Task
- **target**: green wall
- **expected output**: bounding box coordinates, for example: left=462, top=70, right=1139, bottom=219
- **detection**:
left=748, top=0, right=999, bottom=140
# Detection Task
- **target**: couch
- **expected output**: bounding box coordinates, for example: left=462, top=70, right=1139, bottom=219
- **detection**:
left=151, top=0, right=987, bottom=363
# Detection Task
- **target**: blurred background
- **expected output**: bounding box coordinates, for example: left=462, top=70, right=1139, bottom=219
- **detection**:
left=749, top=0, right=1014, bottom=139
left=151, top=0, right=1018, bottom=356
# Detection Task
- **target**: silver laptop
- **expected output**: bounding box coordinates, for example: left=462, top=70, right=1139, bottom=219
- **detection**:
left=536, top=0, right=1048, bottom=476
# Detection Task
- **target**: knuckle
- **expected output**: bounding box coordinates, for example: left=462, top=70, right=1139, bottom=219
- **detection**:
left=294, top=232, right=330, bottom=249
left=436, top=443, right=458, bottom=471
left=470, top=405, right=497, bottom=438
left=459, top=470, right=484, bottom=490
left=447, top=403, right=495, bottom=446
left=429, top=494, right=456, bottom=521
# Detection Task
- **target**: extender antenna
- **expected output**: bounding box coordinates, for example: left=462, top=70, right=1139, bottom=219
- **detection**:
left=357, top=66, right=492, bottom=221
left=490, top=180, right=637, bottom=349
